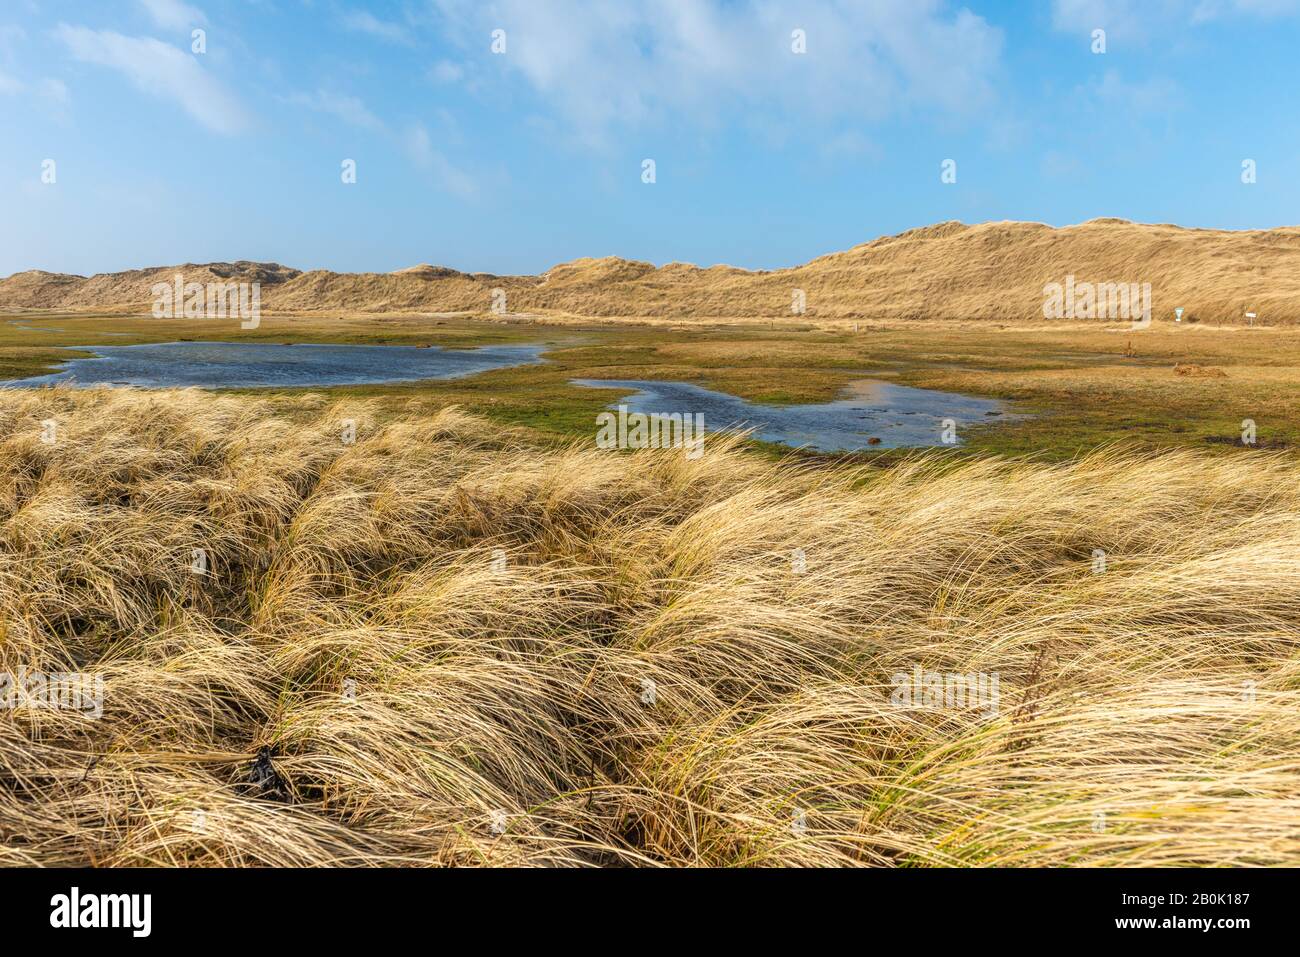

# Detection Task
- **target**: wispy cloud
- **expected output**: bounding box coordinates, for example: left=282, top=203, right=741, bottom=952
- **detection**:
left=138, top=0, right=208, bottom=31
left=340, top=10, right=412, bottom=45
left=282, top=89, right=384, bottom=129
left=428, top=0, right=1003, bottom=146
left=1052, top=0, right=1300, bottom=39
left=0, top=73, right=70, bottom=107
left=404, top=122, right=477, bottom=198
left=0, top=23, right=27, bottom=53
left=37, top=76, right=69, bottom=104
left=428, top=60, right=463, bottom=83
left=1085, top=69, right=1181, bottom=113
left=278, top=88, right=478, bottom=196
left=55, top=24, right=247, bottom=133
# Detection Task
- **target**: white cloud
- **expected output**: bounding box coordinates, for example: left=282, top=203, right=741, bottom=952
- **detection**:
left=278, top=90, right=476, bottom=195
left=138, top=0, right=208, bottom=31
left=429, top=60, right=464, bottom=83
left=1052, top=0, right=1169, bottom=38
left=341, top=10, right=412, bottom=44
left=404, top=122, right=477, bottom=197
left=1193, top=0, right=1300, bottom=18
left=404, top=123, right=435, bottom=166
left=819, top=130, right=880, bottom=161
left=0, top=72, right=69, bottom=105
left=428, top=0, right=1003, bottom=146
left=283, top=89, right=384, bottom=129
left=55, top=24, right=247, bottom=134
left=0, top=23, right=27, bottom=53
left=37, top=77, right=70, bottom=104
left=1053, top=0, right=1300, bottom=38
left=1084, top=69, right=1181, bottom=113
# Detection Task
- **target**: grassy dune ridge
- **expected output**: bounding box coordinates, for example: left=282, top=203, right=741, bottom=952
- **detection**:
left=1, top=387, right=1298, bottom=866
left=6, top=219, right=1300, bottom=323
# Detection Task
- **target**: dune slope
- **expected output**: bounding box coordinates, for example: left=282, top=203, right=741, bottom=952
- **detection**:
left=3, top=219, right=1297, bottom=322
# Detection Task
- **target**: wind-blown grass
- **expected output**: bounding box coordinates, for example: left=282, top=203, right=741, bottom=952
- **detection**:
left=1, top=386, right=1297, bottom=866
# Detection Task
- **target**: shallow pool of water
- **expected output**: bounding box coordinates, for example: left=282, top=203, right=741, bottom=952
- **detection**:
left=571, top=378, right=1014, bottom=450
left=4, top=341, right=547, bottom=389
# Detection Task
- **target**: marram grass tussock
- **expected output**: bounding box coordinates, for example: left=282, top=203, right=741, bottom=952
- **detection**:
left=1, top=386, right=1298, bottom=866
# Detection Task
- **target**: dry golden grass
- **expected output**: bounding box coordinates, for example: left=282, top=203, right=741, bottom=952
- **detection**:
left=1, top=386, right=1298, bottom=866
left=5, top=219, right=1300, bottom=324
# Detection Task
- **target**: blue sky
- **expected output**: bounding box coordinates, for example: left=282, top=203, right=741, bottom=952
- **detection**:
left=2, top=0, right=1299, bottom=276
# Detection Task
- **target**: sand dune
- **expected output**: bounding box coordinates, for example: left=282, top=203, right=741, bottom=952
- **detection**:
left=3, top=219, right=1297, bottom=323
